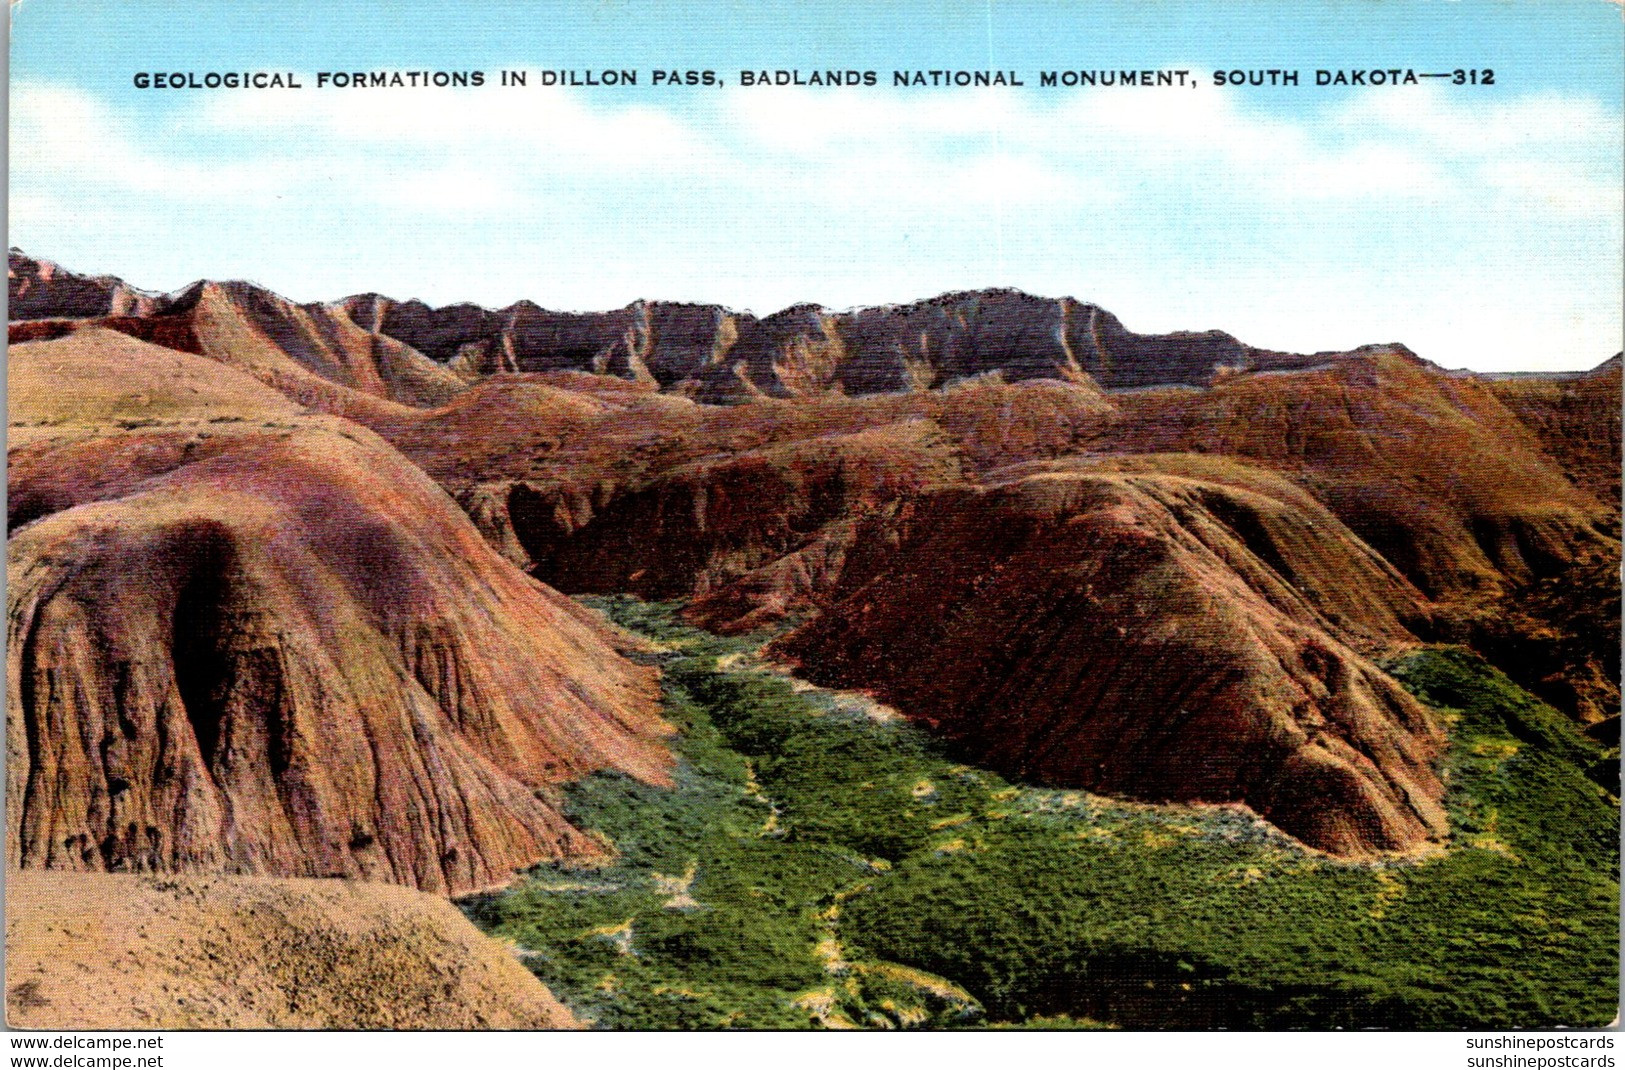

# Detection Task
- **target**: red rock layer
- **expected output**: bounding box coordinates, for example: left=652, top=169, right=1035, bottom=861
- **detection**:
left=1487, top=356, right=1622, bottom=510
left=1098, top=351, right=1616, bottom=604
left=772, top=461, right=1447, bottom=856
left=7, top=332, right=670, bottom=894
left=11, top=253, right=1619, bottom=861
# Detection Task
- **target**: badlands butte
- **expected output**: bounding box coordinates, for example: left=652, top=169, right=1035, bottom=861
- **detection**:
left=5, top=249, right=1620, bottom=1027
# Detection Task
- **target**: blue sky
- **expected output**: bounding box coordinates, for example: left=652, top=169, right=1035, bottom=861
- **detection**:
left=10, top=0, right=1623, bottom=371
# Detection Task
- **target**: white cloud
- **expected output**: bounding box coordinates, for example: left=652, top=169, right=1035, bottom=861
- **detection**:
left=18, top=76, right=1612, bottom=226
left=185, top=79, right=718, bottom=173
left=1479, top=158, right=1620, bottom=217
left=10, top=82, right=300, bottom=203
left=8, top=76, right=1620, bottom=370
left=1325, top=86, right=1623, bottom=215
left=712, top=81, right=1485, bottom=212
left=1339, top=88, right=1618, bottom=155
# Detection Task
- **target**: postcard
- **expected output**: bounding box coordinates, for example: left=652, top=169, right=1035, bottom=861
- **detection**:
left=6, top=0, right=1621, bottom=1052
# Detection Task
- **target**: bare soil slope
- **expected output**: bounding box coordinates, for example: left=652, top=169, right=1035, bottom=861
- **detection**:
left=7, top=252, right=466, bottom=419
left=7, top=331, right=670, bottom=894
left=5, top=869, right=577, bottom=1029
left=1488, top=356, right=1622, bottom=513
left=772, top=458, right=1447, bottom=856
left=1100, top=352, right=1616, bottom=604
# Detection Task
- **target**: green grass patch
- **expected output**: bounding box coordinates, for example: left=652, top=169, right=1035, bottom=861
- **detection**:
left=464, top=601, right=1619, bottom=1030
left=845, top=647, right=1618, bottom=1028
left=460, top=597, right=985, bottom=1029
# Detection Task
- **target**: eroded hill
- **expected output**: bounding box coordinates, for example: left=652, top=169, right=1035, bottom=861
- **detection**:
left=8, top=250, right=1618, bottom=863
left=7, top=329, right=670, bottom=894
left=5, top=869, right=579, bottom=1029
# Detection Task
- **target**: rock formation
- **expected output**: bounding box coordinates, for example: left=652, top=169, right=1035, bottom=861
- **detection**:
left=9, top=251, right=464, bottom=416
left=7, top=248, right=168, bottom=320
left=771, top=458, right=1446, bottom=856
left=7, top=329, right=670, bottom=894
left=333, top=287, right=1335, bottom=402
left=1487, top=355, right=1623, bottom=510
left=12, top=250, right=1339, bottom=404
left=9, top=249, right=1618, bottom=862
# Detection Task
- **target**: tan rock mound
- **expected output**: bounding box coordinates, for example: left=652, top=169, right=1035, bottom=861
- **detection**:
left=1104, top=351, right=1617, bottom=605
left=181, top=279, right=467, bottom=410
left=1487, top=355, right=1621, bottom=514
left=7, top=252, right=468, bottom=422
left=5, top=869, right=578, bottom=1029
left=7, top=331, right=670, bottom=894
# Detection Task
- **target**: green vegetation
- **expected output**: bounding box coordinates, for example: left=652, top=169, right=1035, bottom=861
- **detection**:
left=464, top=599, right=1619, bottom=1029
left=844, top=647, right=1619, bottom=1028
left=461, top=597, right=984, bottom=1029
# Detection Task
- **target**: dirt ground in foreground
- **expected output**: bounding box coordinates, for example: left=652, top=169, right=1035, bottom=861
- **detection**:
left=4, top=869, right=578, bottom=1030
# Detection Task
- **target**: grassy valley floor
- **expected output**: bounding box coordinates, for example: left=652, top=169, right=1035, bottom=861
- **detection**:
left=461, top=597, right=1619, bottom=1029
